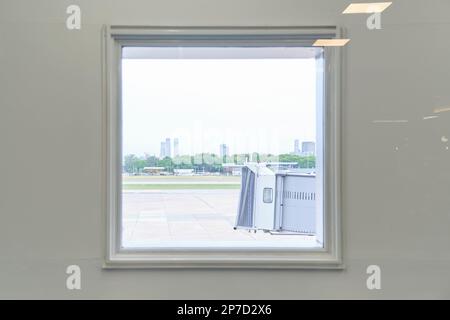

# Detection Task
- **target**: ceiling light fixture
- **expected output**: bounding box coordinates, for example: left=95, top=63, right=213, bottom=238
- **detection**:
left=313, top=39, right=350, bottom=47
left=433, top=107, right=450, bottom=114
left=343, top=2, right=392, bottom=14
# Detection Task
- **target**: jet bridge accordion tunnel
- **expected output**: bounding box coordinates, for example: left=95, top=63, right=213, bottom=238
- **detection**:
left=235, top=163, right=316, bottom=235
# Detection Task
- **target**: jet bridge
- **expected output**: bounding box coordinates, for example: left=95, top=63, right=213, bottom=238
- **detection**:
left=235, top=163, right=316, bottom=235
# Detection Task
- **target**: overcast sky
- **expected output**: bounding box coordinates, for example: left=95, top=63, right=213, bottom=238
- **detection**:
left=122, top=53, right=318, bottom=157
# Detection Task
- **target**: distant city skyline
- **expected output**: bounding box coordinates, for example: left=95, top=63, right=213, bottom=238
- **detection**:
left=141, top=137, right=315, bottom=158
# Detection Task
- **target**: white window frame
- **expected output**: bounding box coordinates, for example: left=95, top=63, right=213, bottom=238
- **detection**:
left=103, top=26, right=343, bottom=269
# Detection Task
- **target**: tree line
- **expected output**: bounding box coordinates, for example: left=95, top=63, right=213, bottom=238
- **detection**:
left=124, top=153, right=316, bottom=174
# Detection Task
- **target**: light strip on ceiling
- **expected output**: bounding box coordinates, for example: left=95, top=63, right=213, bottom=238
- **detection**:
left=313, top=39, right=350, bottom=47
left=433, top=107, right=450, bottom=114
left=343, top=2, right=392, bottom=14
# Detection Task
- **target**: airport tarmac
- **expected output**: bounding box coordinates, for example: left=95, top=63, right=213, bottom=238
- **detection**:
left=122, top=189, right=319, bottom=248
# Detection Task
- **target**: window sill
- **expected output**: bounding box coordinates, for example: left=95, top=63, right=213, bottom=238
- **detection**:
left=103, top=249, right=344, bottom=269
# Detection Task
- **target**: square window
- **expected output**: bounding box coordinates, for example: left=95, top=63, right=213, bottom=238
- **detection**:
left=105, top=27, right=342, bottom=268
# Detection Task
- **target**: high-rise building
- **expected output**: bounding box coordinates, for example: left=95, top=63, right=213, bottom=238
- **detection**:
left=173, top=138, right=179, bottom=157
left=160, top=141, right=166, bottom=158
left=294, top=139, right=301, bottom=155
left=302, top=141, right=316, bottom=156
left=165, top=138, right=171, bottom=158
left=220, top=144, right=229, bottom=158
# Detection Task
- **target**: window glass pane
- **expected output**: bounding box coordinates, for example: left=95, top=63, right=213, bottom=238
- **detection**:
left=121, top=46, right=323, bottom=249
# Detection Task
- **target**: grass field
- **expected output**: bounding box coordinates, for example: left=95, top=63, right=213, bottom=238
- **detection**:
left=122, top=175, right=241, bottom=190
left=123, top=175, right=241, bottom=183
left=122, top=183, right=240, bottom=190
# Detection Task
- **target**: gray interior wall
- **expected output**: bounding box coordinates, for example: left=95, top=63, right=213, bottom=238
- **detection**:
left=1, top=0, right=449, bottom=299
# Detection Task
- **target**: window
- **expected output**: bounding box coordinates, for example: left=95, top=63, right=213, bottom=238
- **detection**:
left=263, top=188, right=273, bottom=204
left=104, top=26, right=342, bottom=268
